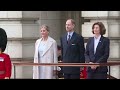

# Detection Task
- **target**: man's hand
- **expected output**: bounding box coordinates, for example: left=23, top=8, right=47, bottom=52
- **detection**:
left=89, top=62, right=97, bottom=70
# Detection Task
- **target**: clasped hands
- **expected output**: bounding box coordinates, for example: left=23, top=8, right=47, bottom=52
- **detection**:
left=89, top=62, right=99, bottom=70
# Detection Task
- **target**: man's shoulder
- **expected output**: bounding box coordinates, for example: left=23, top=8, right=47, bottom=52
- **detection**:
left=74, top=32, right=83, bottom=38
left=88, top=37, right=93, bottom=40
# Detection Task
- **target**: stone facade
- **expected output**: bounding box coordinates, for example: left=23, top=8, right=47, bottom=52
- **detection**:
left=0, top=11, right=120, bottom=79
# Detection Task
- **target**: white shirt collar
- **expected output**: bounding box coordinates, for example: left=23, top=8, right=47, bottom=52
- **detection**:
left=68, top=31, right=74, bottom=36
left=94, top=35, right=101, bottom=40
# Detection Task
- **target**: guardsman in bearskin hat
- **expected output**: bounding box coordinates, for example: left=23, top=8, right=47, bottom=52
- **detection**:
left=0, top=28, right=11, bottom=79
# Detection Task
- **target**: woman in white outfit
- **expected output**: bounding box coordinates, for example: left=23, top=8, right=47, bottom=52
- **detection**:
left=33, top=24, right=58, bottom=79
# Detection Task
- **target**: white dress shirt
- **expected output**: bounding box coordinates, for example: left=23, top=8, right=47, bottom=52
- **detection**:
left=67, top=31, right=74, bottom=40
left=94, top=35, right=101, bottom=54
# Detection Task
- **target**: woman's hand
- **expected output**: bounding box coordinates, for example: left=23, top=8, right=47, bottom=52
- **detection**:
left=89, top=62, right=97, bottom=70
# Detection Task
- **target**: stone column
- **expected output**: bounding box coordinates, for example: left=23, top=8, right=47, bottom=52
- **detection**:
left=21, top=11, right=40, bottom=78
left=0, top=11, right=23, bottom=78
left=37, top=11, right=63, bottom=45
left=62, top=11, right=81, bottom=34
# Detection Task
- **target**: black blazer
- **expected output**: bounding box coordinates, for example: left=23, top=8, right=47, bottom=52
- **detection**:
left=60, top=32, right=85, bottom=74
left=85, top=36, right=110, bottom=72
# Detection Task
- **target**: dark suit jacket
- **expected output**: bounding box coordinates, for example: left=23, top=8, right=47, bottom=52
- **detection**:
left=60, top=32, right=85, bottom=74
left=85, top=36, right=110, bottom=72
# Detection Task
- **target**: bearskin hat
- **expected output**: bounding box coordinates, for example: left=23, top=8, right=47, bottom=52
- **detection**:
left=0, top=28, right=7, bottom=52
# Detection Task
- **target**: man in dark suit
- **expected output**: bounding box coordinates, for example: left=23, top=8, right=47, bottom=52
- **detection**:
left=60, top=19, right=85, bottom=79
left=85, top=22, right=110, bottom=79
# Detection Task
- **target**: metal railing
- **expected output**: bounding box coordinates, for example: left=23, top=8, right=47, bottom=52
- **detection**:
left=12, top=61, right=120, bottom=79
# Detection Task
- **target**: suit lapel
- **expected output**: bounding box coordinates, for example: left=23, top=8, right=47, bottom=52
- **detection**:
left=34, top=39, right=41, bottom=63
left=42, top=37, right=53, bottom=56
left=91, top=37, right=94, bottom=55
left=63, top=33, right=68, bottom=55
left=65, top=32, right=75, bottom=45
left=36, top=38, right=41, bottom=57
left=36, top=39, right=41, bottom=50
left=64, top=32, right=76, bottom=55
left=65, top=33, right=68, bottom=45
left=69, top=32, right=75, bottom=43
left=95, top=36, right=104, bottom=55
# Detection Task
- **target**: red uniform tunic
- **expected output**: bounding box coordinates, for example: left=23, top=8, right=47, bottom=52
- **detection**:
left=80, top=67, right=87, bottom=79
left=0, top=53, right=11, bottom=79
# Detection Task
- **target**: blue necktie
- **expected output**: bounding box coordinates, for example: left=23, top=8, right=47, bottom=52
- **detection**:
left=67, top=34, right=71, bottom=44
